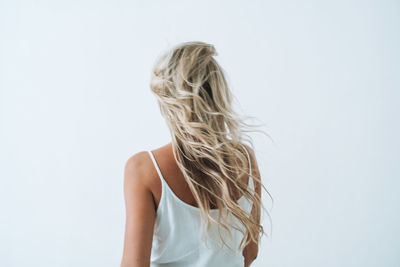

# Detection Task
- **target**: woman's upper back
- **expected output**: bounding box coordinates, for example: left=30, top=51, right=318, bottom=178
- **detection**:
left=147, top=143, right=254, bottom=267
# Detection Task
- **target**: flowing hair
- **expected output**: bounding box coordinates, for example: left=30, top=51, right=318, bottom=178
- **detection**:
left=149, top=41, right=273, bottom=251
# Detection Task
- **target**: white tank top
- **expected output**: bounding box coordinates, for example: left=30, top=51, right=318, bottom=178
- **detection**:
left=147, top=145, right=254, bottom=267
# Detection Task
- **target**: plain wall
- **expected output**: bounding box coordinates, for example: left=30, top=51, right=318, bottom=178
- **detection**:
left=0, top=1, right=399, bottom=266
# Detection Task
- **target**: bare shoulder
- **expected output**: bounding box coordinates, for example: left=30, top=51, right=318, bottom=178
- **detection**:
left=125, top=151, right=149, bottom=170
left=241, top=143, right=261, bottom=194
left=241, top=144, right=259, bottom=172
left=124, top=151, right=153, bottom=188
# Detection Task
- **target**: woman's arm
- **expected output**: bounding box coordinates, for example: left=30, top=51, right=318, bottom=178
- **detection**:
left=121, top=152, right=156, bottom=267
left=242, top=146, right=261, bottom=267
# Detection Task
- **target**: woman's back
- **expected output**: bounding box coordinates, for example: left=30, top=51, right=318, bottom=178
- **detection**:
left=121, top=41, right=265, bottom=267
left=148, top=143, right=254, bottom=267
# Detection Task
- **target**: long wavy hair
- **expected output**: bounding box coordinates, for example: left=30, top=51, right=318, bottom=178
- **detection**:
left=149, top=41, right=272, bottom=251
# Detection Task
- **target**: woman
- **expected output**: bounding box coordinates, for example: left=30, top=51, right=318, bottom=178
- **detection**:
left=121, top=41, right=270, bottom=267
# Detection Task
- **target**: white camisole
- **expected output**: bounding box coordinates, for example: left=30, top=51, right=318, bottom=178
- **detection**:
left=148, top=145, right=254, bottom=267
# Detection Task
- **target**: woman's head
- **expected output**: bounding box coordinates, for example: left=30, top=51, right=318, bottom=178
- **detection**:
left=149, top=41, right=270, bottom=251
left=150, top=41, right=233, bottom=133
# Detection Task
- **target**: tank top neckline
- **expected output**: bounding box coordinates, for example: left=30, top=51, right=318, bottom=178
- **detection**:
left=148, top=144, right=253, bottom=213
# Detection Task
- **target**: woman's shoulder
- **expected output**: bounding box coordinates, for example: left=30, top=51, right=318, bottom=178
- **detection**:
left=124, top=150, right=156, bottom=190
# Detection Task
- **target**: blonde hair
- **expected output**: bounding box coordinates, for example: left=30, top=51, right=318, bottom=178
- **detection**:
left=149, top=41, right=272, bottom=251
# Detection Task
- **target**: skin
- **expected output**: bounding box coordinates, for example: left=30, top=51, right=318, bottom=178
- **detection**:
left=120, top=142, right=261, bottom=267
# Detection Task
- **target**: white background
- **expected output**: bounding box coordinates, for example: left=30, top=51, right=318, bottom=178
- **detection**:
left=1, top=1, right=399, bottom=266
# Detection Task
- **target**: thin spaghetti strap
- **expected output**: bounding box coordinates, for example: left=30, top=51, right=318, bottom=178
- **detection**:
left=148, top=150, right=166, bottom=185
